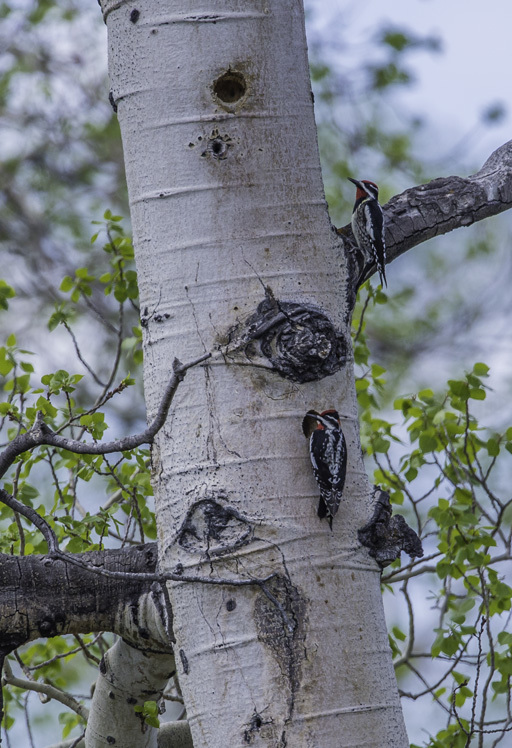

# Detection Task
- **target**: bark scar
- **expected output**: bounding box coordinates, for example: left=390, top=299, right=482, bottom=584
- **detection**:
left=358, top=487, right=423, bottom=568
left=177, top=497, right=253, bottom=556
left=224, top=291, right=347, bottom=383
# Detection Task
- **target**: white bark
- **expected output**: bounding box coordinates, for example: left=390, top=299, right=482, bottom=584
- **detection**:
left=85, top=639, right=174, bottom=747
left=101, top=1, right=409, bottom=746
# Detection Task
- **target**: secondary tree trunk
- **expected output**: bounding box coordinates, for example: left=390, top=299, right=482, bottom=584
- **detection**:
left=101, top=0, right=409, bottom=746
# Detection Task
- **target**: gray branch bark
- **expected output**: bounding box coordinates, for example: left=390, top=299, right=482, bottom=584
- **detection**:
left=0, top=544, right=172, bottom=655
left=339, top=139, right=512, bottom=285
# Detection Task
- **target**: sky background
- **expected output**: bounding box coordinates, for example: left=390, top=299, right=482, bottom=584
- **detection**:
left=309, top=0, right=511, bottom=167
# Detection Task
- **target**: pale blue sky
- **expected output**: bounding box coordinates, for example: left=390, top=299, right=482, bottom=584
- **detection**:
left=308, top=0, right=511, bottom=164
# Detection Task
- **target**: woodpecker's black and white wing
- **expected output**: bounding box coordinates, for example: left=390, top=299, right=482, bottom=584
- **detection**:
left=359, top=198, right=387, bottom=287
left=303, top=409, right=347, bottom=529
left=348, top=177, right=387, bottom=287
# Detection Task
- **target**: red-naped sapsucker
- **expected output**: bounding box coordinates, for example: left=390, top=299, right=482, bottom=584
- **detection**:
left=302, top=409, right=347, bottom=529
left=348, top=177, right=387, bottom=287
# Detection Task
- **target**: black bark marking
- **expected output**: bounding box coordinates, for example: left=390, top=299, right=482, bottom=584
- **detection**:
left=193, top=128, right=237, bottom=161
left=130, top=8, right=140, bottom=23
left=226, top=294, right=347, bottom=383
left=179, top=648, right=189, bottom=674
left=254, top=575, right=306, bottom=720
left=243, top=711, right=275, bottom=744
left=37, top=613, right=66, bottom=637
left=358, top=488, right=423, bottom=568
left=178, top=497, right=253, bottom=556
left=108, top=91, right=117, bottom=113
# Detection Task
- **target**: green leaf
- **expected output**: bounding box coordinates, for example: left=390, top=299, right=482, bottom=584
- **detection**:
left=0, top=348, right=13, bottom=376
left=373, top=436, right=390, bottom=453
left=473, top=362, right=489, bottom=377
left=60, top=276, right=74, bottom=292
left=419, top=433, right=437, bottom=453
left=0, top=280, right=15, bottom=311
left=392, top=626, right=406, bottom=641
left=452, top=670, right=469, bottom=685
left=371, top=363, right=386, bottom=377
left=469, top=388, right=486, bottom=401
left=36, top=396, right=58, bottom=419
left=404, top=467, right=417, bottom=482
left=418, top=388, right=434, bottom=402
left=448, top=379, right=468, bottom=399
left=486, top=438, right=500, bottom=457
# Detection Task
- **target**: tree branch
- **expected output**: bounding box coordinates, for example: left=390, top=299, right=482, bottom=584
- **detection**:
left=339, top=139, right=512, bottom=282
left=0, top=543, right=175, bottom=659
left=3, top=660, right=89, bottom=721
left=0, top=487, right=59, bottom=554
left=0, top=353, right=210, bottom=479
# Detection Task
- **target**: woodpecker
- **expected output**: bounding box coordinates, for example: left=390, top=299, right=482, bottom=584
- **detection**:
left=302, top=409, right=347, bottom=529
left=348, top=177, right=387, bottom=287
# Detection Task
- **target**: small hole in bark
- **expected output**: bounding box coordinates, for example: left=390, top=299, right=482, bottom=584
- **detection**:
left=130, top=9, right=140, bottom=23
left=226, top=599, right=236, bottom=611
left=213, top=71, right=246, bottom=104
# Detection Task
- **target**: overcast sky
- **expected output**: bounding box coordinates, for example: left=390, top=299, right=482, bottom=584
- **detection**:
left=308, top=0, right=511, bottom=166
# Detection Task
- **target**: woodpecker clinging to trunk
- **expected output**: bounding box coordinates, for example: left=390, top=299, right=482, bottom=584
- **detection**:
left=348, top=177, right=387, bottom=287
left=302, top=409, right=347, bottom=530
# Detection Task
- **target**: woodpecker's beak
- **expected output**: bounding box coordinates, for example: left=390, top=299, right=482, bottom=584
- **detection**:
left=348, top=177, right=363, bottom=189
left=302, top=410, right=320, bottom=438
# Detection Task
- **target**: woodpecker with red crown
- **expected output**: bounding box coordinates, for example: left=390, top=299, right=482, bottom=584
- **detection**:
left=348, top=177, right=387, bottom=287
left=302, top=409, right=347, bottom=529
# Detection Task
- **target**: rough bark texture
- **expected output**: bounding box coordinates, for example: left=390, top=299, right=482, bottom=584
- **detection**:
left=0, top=544, right=171, bottom=653
left=49, top=721, right=193, bottom=748
left=101, top=1, right=408, bottom=747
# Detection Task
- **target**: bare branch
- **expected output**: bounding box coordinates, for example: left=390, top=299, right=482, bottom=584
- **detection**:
left=0, top=353, right=210, bottom=479
left=61, top=320, right=106, bottom=388
left=339, top=139, right=512, bottom=281
left=0, top=487, right=59, bottom=553
left=2, top=660, right=89, bottom=721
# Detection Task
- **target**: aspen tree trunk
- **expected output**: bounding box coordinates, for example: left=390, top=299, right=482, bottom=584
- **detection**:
left=101, top=1, right=409, bottom=746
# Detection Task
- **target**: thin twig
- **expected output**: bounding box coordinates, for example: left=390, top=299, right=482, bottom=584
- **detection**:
left=62, top=320, right=106, bottom=387
left=0, top=353, right=211, bottom=479
left=2, top=660, right=89, bottom=721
